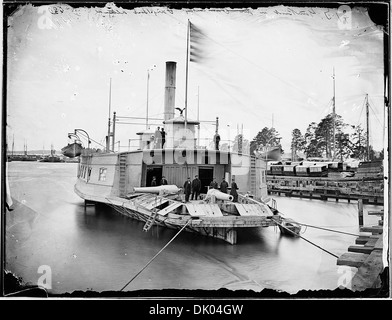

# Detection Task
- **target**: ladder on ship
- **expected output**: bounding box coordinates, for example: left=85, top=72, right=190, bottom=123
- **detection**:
left=119, top=154, right=127, bottom=197
left=143, top=210, right=158, bottom=232
left=250, top=157, right=257, bottom=195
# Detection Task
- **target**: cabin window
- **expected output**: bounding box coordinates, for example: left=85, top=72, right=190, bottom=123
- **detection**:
left=99, top=168, right=107, bottom=181
left=87, top=167, right=92, bottom=180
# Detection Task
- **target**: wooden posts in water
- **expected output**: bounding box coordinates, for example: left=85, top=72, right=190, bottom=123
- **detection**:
left=358, top=198, right=364, bottom=226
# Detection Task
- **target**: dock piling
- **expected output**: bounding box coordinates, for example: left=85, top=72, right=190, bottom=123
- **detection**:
left=358, top=199, right=364, bottom=226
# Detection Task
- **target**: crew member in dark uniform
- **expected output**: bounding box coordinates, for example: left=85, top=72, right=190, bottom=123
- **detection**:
left=230, top=178, right=239, bottom=202
left=209, top=178, right=219, bottom=190
left=183, top=177, right=192, bottom=202
left=191, top=175, right=201, bottom=200
left=220, top=177, right=229, bottom=194
left=160, top=176, right=168, bottom=185
left=151, top=176, right=157, bottom=186
left=161, top=128, right=166, bottom=149
left=213, top=133, right=221, bottom=151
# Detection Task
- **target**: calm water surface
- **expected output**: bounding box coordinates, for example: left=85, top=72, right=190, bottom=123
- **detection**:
left=6, top=162, right=381, bottom=295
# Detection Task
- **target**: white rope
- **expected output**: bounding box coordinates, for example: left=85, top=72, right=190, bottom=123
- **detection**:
left=120, top=219, right=192, bottom=291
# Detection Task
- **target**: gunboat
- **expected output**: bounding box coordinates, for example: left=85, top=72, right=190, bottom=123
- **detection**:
left=73, top=61, right=281, bottom=244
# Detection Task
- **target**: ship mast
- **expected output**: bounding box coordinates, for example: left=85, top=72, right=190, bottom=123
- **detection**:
left=184, top=19, right=190, bottom=133
left=365, top=93, right=370, bottom=161
left=107, top=78, right=112, bottom=152
left=332, top=67, right=336, bottom=160
left=197, top=86, right=200, bottom=146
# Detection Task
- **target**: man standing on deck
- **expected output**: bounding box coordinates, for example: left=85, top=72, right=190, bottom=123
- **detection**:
left=209, top=178, right=219, bottom=190
left=230, top=177, right=239, bottom=202
left=160, top=176, right=168, bottom=185
left=151, top=176, right=157, bottom=186
left=183, top=177, right=192, bottom=202
left=220, top=177, right=229, bottom=194
left=161, top=128, right=166, bottom=149
left=154, top=127, right=161, bottom=148
left=191, top=175, right=201, bottom=200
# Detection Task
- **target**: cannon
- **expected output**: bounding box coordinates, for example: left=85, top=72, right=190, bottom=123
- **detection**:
left=205, top=188, right=233, bottom=201
left=133, top=185, right=180, bottom=195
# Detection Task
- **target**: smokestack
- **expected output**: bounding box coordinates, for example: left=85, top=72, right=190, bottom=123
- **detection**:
left=164, top=61, right=176, bottom=121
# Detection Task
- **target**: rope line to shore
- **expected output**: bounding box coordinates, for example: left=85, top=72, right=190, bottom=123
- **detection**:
left=274, top=208, right=362, bottom=236
left=296, top=222, right=361, bottom=237
left=274, top=219, right=339, bottom=259
left=120, top=219, right=192, bottom=291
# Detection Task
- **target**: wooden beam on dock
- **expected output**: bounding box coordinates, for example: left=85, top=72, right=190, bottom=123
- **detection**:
left=373, top=237, right=383, bottom=252
left=348, top=245, right=373, bottom=254
left=337, top=252, right=369, bottom=268
left=355, top=236, right=370, bottom=245
left=351, top=250, right=384, bottom=291
left=364, top=238, right=378, bottom=247
left=360, top=226, right=383, bottom=234
left=368, top=210, right=384, bottom=216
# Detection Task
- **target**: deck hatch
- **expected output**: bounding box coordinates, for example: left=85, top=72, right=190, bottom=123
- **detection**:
left=185, top=203, right=223, bottom=217
left=157, top=202, right=183, bottom=216
left=234, top=203, right=270, bottom=216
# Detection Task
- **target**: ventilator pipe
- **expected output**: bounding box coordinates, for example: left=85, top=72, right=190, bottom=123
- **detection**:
left=133, top=185, right=180, bottom=194
left=206, top=188, right=233, bottom=201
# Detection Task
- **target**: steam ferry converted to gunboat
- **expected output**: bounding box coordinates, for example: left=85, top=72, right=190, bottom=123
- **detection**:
left=71, top=61, right=282, bottom=244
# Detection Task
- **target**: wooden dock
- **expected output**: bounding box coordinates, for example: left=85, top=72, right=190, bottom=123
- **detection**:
left=337, top=209, right=385, bottom=291
left=267, top=175, right=384, bottom=205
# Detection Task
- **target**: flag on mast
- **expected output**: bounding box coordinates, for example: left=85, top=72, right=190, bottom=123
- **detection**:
left=189, top=22, right=207, bottom=63
left=185, top=21, right=207, bottom=132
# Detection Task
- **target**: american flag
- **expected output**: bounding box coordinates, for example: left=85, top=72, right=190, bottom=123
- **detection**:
left=189, top=22, right=206, bottom=63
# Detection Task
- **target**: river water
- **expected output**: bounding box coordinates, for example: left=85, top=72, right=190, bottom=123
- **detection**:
left=5, top=162, right=382, bottom=295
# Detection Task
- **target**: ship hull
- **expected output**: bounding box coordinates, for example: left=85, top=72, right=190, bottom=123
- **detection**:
left=75, top=177, right=276, bottom=244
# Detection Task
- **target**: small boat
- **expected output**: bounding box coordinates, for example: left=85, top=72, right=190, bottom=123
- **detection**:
left=40, top=145, right=63, bottom=162
left=61, top=142, right=83, bottom=158
left=278, top=218, right=301, bottom=236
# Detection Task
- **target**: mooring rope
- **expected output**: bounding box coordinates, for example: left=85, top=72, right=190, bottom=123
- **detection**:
left=296, top=222, right=361, bottom=237
left=274, top=219, right=339, bottom=259
left=275, top=209, right=362, bottom=237
left=120, top=218, right=192, bottom=291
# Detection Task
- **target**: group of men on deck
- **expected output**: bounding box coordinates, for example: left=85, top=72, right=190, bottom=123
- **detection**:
left=150, top=176, right=168, bottom=186
left=154, top=127, right=166, bottom=149
left=150, top=174, right=239, bottom=203
left=183, top=175, right=238, bottom=202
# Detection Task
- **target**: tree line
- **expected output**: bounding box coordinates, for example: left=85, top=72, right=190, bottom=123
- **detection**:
left=245, top=112, right=383, bottom=161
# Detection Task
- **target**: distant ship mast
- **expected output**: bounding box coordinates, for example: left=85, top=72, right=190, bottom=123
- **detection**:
left=332, top=67, right=336, bottom=161
left=365, top=93, right=370, bottom=161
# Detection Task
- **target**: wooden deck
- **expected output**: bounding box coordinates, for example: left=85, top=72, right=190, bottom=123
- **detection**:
left=337, top=208, right=385, bottom=291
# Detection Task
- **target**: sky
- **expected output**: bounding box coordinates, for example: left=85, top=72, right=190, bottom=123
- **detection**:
left=5, top=3, right=386, bottom=154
